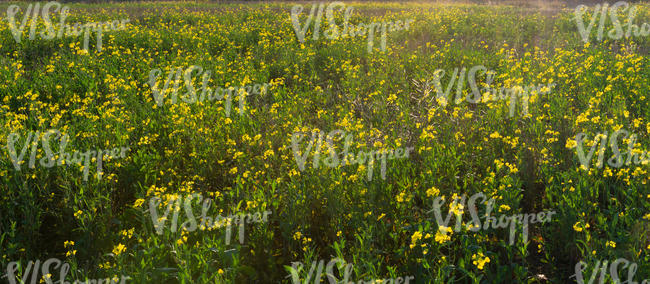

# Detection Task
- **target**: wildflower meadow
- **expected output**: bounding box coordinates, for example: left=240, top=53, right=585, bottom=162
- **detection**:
left=1, top=0, right=650, bottom=283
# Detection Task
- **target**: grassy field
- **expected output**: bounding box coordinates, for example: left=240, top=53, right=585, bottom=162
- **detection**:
left=1, top=1, right=650, bottom=283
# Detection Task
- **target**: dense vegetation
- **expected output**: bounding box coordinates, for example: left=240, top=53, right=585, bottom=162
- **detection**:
left=1, top=1, right=649, bottom=283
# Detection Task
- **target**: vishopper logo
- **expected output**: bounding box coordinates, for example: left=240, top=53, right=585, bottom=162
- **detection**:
left=290, top=129, right=414, bottom=181
left=575, top=1, right=650, bottom=43
left=5, top=1, right=130, bottom=52
left=429, top=65, right=556, bottom=117
left=572, top=129, right=648, bottom=170
left=427, top=192, right=556, bottom=245
left=286, top=257, right=415, bottom=284
left=2, top=257, right=131, bottom=284
left=148, top=194, right=271, bottom=246
left=290, top=1, right=414, bottom=53
left=429, top=65, right=493, bottom=106
left=572, top=258, right=648, bottom=284
left=148, top=65, right=269, bottom=116
left=6, top=129, right=130, bottom=181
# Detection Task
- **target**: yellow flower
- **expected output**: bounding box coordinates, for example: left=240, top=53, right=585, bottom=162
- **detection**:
left=132, top=198, right=145, bottom=208
left=218, top=269, right=224, bottom=274
left=565, top=138, right=577, bottom=149
left=121, top=228, right=135, bottom=239
left=573, top=221, right=589, bottom=232
left=229, top=167, right=238, bottom=174
left=426, top=187, right=440, bottom=197
left=411, top=231, right=423, bottom=244
left=396, top=191, right=411, bottom=203
left=434, top=226, right=452, bottom=244
left=112, top=243, right=126, bottom=256
left=472, top=252, right=490, bottom=270
left=606, top=241, right=616, bottom=248
left=74, top=210, right=83, bottom=218
left=449, top=195, right=464, bottom=215
left=573, top=222, right=582, bottom=232
left=263, top=149, right=275, bottom=159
